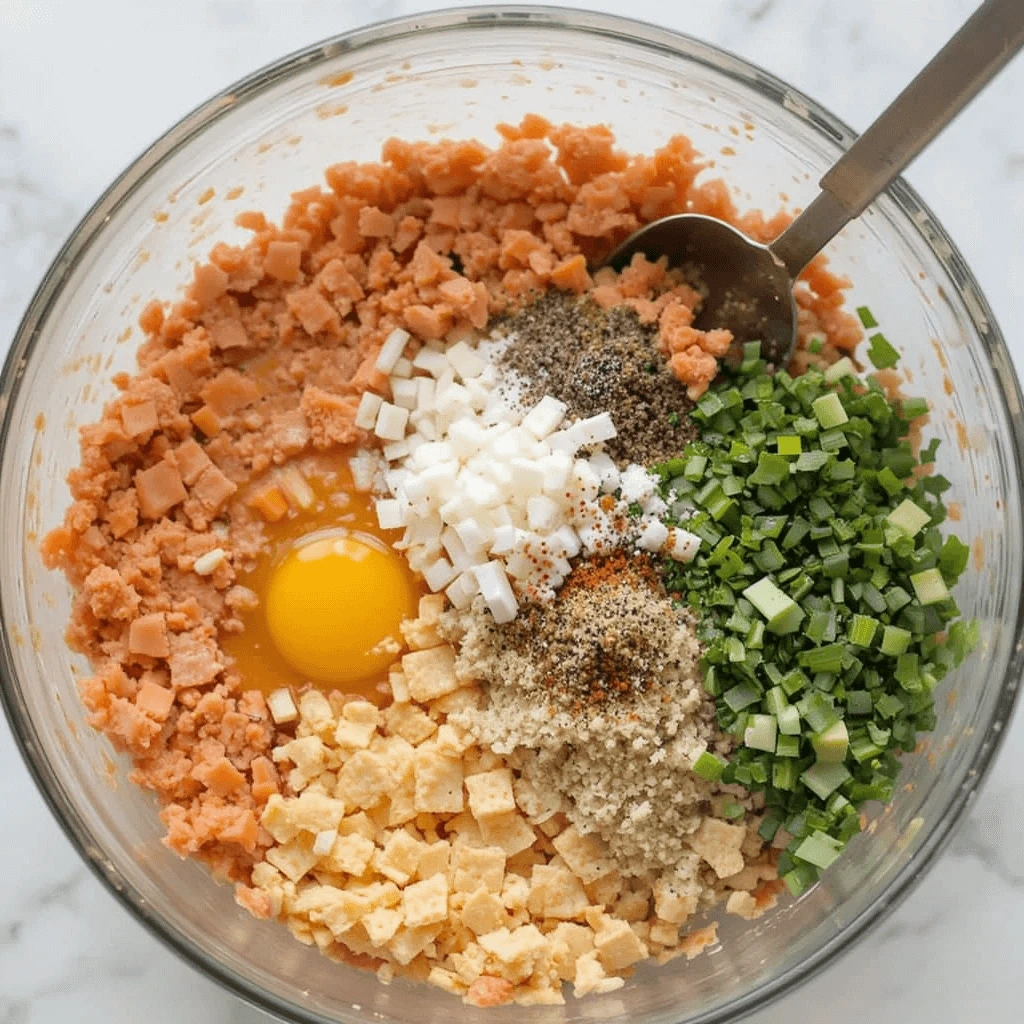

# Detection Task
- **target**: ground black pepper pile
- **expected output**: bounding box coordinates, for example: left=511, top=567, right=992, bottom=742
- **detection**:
left=497, top=291, right=697, bottom=466
left=491, top=552, right=689, bottom=711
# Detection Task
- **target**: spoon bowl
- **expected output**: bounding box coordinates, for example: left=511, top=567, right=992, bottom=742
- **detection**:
left=606, top=214, right=797, bottom=366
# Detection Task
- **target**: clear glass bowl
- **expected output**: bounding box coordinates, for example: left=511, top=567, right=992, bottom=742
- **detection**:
left=1, top=6, right=1022, bottom=1024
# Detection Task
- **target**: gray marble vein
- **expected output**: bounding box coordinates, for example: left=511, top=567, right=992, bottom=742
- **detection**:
left=1, top=1, right=1022, bottom=1021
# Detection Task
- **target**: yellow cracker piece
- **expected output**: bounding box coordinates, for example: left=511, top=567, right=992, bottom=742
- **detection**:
left=515, top=982, right=566, bottom=1006
left=401, top=595, right=447, bottom=651
left=725, top=890, right=760, bottom=921
left=387, top=772, right=418, bottom=827
left=593, top=917, right=648, bottom=972
left=363, top=906, right=404, bottom=945
left=416, top=840, right=451, bottom=880
left=334, top=699, right=381, bottom=749
left=434, top=722, right=473, bottom=758
left=297, top=690, right=335, bottom=739
left=335, top=749, right=391, bottom=809
left=585, top=869, right=624, bottom=908
left=527, top=863, right=590, bottom=920
left=548, top=922, right=594, bottom=980
left=452, top=845, right=506, bottom=894
left=265, top=834, right=319, bottom=883
left=460, top=888, right=507, bottom=935
left=337, top=811, right=378, bottom=842
left=500, top=873, right=531, bottom=912
left=388, top=924, right=442, bottom=966
left=613, top=890, right=651, bottom=922
left=428, top=686, right=481, bottom=717
left=389, top=668, right=410, bottom=702
left=289, top=791, right=346, bottom=834
left=321, top=832, right=376, bottom=876
left=649, top=920, right=680, bottom=946
left=450, top=942, right=488, bottom=985
left=402, top=873, right=450, bottom=929
left=685, top=817, right=746, bottom=879
left=478, top=924, right=548, bottom=967
left=465, top=768, right=517, bottom=820
left=653, top=871, right=699, bottom=925
left=402, top=646, right=460, bottom=702
left=274, top=734, right=327, bottom=790
left=384, top=701, right=438, bottom=745
left=477, top=810, right=536, bottom=857
left=291, top=885, right=369, bottom=938
left=427, top=966, right=467, bottom=995
left=413, top=748, right=464, bottom=814
left=551, top=826, right=617, bottom=884
left=261, top=793, right=300, bottom=844
left=375, top=829, right=427, bottom=886
left=572, top=951, right=624, bottom=997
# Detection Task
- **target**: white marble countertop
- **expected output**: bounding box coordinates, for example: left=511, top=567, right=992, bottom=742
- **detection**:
left=1, top=0, right=1022, bottom=1021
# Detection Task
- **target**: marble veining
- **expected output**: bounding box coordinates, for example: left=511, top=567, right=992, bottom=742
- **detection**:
left=1, top=1, right=1021, bottom=1021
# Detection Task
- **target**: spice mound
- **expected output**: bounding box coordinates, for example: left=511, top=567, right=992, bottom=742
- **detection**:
left=444, top=554, right=722, bottom=873
left=498, top=292, right=698, bottom=466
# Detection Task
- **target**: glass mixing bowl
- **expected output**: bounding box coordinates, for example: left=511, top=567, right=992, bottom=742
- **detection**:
left=1, top=6, right=1022, bottom=1023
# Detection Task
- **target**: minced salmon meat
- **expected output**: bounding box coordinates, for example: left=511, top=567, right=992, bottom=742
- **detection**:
left=42, top=115, right=856, bottom=1003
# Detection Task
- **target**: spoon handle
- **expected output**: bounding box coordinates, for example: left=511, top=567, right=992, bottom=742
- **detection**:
left=770, top=0, right=1024, bottom=277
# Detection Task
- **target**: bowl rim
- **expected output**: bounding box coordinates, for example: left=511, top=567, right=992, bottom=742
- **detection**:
left=2, top=5, right=1023, bottom=1023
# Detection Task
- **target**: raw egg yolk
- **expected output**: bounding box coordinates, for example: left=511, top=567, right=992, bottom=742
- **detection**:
left=264, top=530, right=417, bottom=686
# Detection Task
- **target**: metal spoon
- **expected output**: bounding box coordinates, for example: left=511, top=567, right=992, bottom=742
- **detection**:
left=607, top=0, right=1024, bottom=366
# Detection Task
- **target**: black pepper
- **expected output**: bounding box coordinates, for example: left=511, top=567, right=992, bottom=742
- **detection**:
left=496, top=291, right=697, bottom=466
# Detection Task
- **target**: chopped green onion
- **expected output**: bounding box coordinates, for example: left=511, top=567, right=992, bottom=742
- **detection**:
left=795, top=450, right=829, bottom=473
left=846, top=690, right=873, bottom=716
left=867, top=332, right=900, bottom=369
left=798, top=644, right=845, bottom=674
left=773, top=759, right=800, bottom=791
left=910, top=567, right=950, bottom=605
left=847, top=614, right=879, bottom=648
left=765, top=686, right=789, bottom=717
left=875, top=694, right=905, bottom=719
left=776, top=734, right=802, bottom=758
left=824, top=357, right=856, bottom=383
left=692, top=751, right=727, bottom=782
left=811, top=720, right=849, bottom=763
left=887, top=498, right=931, bottom=537
left=749, top=452, right=791, bottom=485
left=666, top=344, right=977, bottom=881
left=684, top=455, right=707, bottom=481
left=812, top=392, right=849, bottom=429
left=777, top=704, right=802, bottom=736
left=801, top=761, right=852, bottom=799
left=795, top=831, right=845, bottom=869
left=876, top=466, right=904, bottom=496
left=796, top=691, right=840, bottom=733
left=856, top=305, right=878, bottom=329
left=880, top=625, right=913, bottom=656
left=723, top=682, right=762, bottom=712
left=721, top=800, right=746, bottom=820
left=902, top=397, right=930, bottom=421
left=744, top=713, right=778, bottom=752
left=743, top=577, right=805, bottom=635
left=783, top=862, right=820, bottom=897
left=940, top=535, right=970, bottom=578
left=885, top=586, right=913, bottom=613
